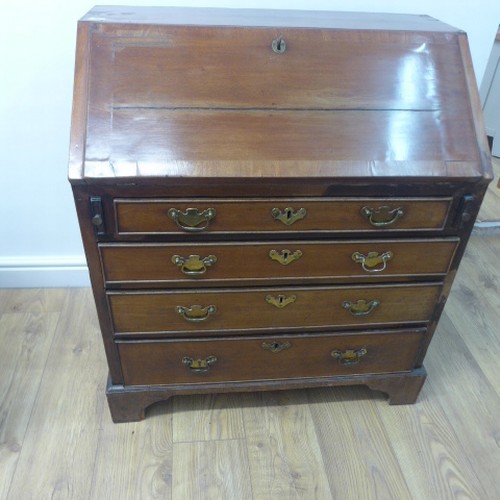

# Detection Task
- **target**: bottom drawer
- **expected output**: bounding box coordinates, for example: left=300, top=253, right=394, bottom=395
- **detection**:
left=118, top=329, right=424, bottom=386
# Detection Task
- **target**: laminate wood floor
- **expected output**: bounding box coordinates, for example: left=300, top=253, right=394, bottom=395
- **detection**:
left=477, top=155, right=500, bottom=224
left=1, top=235, right=499, bottom=499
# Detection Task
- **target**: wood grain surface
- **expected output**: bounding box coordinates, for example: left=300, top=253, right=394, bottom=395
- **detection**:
left=117, top=330, right=423, bottom=385
left=108, top=283, right=441, bottom=335
left=113, top=197, right=452, bottom=235
left=99, top=239, right=459, bottom=286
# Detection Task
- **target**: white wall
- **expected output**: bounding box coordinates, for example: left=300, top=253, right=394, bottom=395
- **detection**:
left=1, top=0, right=499, bottom=287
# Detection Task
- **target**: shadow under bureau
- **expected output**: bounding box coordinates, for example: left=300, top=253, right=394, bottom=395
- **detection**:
left=69, top=6, right=492, bottom=422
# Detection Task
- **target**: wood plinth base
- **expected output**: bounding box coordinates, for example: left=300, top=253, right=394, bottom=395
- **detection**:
left=106, top=367, right=427, bottom=423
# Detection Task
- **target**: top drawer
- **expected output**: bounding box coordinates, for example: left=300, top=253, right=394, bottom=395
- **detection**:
left=113, top=197, right=452, bottom=236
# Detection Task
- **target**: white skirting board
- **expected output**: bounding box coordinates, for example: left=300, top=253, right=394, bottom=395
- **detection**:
left=0, top=256, right=91, bottom=288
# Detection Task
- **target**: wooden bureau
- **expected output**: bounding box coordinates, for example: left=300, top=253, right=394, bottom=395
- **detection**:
left=69, top=6, right=492, bottom=422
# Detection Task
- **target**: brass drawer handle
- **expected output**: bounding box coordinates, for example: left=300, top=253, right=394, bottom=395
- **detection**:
left=172, top=254, right=217, bottom=275
left=182, top=355, right=217, bottom=373
left=352, top=251, right=393, bottom=273
left=269, top=249, right=303, bottom=265
left=176, top=304, right=217, bottom=322
left=361, top=206, right=405, bottom=227
left=168, top=207, right=216, bottom=232
left=271, top=207, right=307, bottom=226
left=265, top=294, right=297, bottom=308
left=271, top=36, right=287, bottom=54
left=331, top=348, right=367, bottom=366
left=342, top=299, right=380, bottom=316
left=262, top=341, right=291, bottom=353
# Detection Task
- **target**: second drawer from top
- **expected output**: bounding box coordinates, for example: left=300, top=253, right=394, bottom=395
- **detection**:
left=100, top=238, right=459, bottom=287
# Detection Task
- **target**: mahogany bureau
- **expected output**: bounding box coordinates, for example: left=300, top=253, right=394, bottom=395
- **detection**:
left=69, top=6, right=492, bottom=422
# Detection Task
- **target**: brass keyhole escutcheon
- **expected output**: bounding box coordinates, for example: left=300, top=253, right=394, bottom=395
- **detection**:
left=271, top=207, right=307, bottom=226
left=262, top=341, right=291, bottom=353
left=266, top=294, right=297, bottom=308
left=272, top=36, right=287, bottom=53
left=269, top=249, right=303, bottom=265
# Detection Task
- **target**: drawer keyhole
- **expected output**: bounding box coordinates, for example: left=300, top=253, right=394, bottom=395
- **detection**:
left=266, top=294, right=297, bottom=308
left=269, top=249, right=302, bottom=265
left=271, top=207, right=307, bottom=225
left=272, top=36, right=287, bottom=54
left=262, top=341, right=291, bottom=353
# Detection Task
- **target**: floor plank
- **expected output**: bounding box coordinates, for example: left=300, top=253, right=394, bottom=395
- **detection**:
left=6, top=289, right=106, bottom=500
left=375, top=383, right=489, bottom=499
left=171, top=439, right=253, bottom=500
left=90, top=401, right=174, bottom=499
left=0, top=310, right=59, bottom=499
left=0, top=288, right=67, bottom=315
left=445, top=236, right=500, bottom=396
left=242, top=390, right=332, bottom=499
left=173, top=393, right=245, bottom=443
left=423, top=312, right=500, bottom=498
left=309, top=386, right=413, bottom=500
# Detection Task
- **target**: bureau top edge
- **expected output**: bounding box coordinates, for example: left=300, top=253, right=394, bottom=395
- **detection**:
left=81, top=6, right=461, bottom=33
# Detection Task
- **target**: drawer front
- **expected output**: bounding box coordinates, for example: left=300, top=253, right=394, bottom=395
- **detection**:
left=100, top=239, right=458, bottom=286
left=113, top=197, right=452, bottom=236
left=118, top=329, right=424, bottom=385
left=108, top=283, right=441, bottom=335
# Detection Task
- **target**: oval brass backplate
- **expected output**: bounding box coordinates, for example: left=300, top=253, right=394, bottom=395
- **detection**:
left=352, top=251, right=393, bottom=273
left=331, top=348, right=367, bottom=365
left=168, top=207, right=216, bottom=232
left=171, top=254, right=217, bottom=275
left=342, top=299, right=380, bottom=316
left=182, top=355, right=217, bottom=373
left=361, top=206, right=404, bottom=227
left=176, top=304, right=217, bottom=322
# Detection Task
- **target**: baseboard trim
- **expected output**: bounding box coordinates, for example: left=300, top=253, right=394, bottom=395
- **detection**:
left=0, top=256, right=90, bottom=288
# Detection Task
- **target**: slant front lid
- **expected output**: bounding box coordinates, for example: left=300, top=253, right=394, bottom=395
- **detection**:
left=69, top=7, right=491, bottom=181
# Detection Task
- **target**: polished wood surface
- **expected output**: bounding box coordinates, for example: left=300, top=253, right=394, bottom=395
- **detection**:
left=70, top=8, right=491, bottom=181
left=114, top=197, right=452, bottom=235
left=117, top=329, right=423, bottom=385
left=108, top=283, right=441, bottom=335
left=108, top=28, right=465, bottom=110
left=100, top=239, right=458, bottom=286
